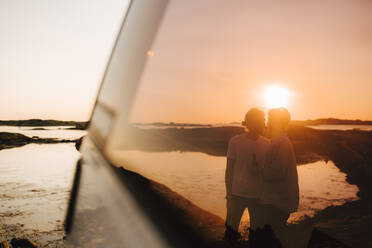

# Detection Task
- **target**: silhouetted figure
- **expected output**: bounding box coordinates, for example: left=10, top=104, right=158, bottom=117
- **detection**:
left=261, top=108, right=299, bottom=247
left=225, top=108, right=270, bottom=242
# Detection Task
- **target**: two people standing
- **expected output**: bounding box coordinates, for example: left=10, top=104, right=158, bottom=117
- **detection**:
left=225, top=107, right=299, bottom=246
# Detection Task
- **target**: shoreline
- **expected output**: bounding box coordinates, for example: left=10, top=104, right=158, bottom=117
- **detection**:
left=110, top=125, right=372, bottom=247
left=0, top=142, right=80, bottom=247
left=1, top=126, right=371, bottom=247
left=0, top=132, right=80, bottom=151
left=0, top=120, right=88, bottom=129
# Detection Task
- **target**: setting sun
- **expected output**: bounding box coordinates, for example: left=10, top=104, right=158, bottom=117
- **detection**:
left=264, top=85, right=291, bottom=109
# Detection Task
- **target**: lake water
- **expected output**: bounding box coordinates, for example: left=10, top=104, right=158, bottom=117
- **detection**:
left=0, top=126, right=86, bottom=139
left=0, top=126, right=86, bottom=242
left=307, top=124, right=372, bottom=131
left=0, top=126, right=360, bottom=236
left=0, top=143, right=80, bottom=232
left=110, top=150, right=359, bottom=224
left=133, top=123, right=372, bottom=131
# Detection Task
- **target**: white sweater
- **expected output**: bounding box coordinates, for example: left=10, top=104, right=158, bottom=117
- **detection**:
left=261, top=134, right=299, bottom=212
left=226, top=134, right=270, bottom=198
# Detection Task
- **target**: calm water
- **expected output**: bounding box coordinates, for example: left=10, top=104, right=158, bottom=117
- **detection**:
left=111, top=150, right=359, bottom=224
left=307, top=124, right=372, bottom=131
left=0, top=126, right=86, bottom=139
left=133, top=123, right=372, bottom=131
left=0, top=127, right=359, bottom=233
left=0, top=127, right=86, bottom=234
left=0, top=143, right=80, bottom=231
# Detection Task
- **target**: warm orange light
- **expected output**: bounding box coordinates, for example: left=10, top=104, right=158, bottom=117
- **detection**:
left=264, top=85, right=290, bottom=109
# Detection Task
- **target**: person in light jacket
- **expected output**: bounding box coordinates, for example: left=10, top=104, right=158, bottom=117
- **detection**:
left=225, top=108, right=270, bottom=241
left=261, top=107, right=299, bottom=246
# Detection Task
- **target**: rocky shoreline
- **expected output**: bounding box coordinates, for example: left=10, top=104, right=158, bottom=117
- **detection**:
left=113, top=125, right=372, bottom=247
left=1, top=126, right=371, bottom=247
left=0, top=132, right=79, bottom=150
left=0, top=119, right=88, bottom=129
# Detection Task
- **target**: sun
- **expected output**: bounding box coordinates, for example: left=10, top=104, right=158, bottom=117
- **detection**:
left=264, top=85, right=291, bottom=109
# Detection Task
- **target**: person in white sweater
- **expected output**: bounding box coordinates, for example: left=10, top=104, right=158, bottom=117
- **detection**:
left=225, top=108, right=270, bottom=241
left=261, top=107, right=299, bottom=246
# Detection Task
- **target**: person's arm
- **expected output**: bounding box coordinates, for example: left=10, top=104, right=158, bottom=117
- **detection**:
left=225, top=157, right=235, bottom=198
left=225, top=138, right=236, bottom=198
left=262, top=141, right=291, bottom=182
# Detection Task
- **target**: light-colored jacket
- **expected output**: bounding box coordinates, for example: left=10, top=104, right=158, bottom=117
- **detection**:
left=261, top=134, right=299, bottom=212
left=225, top=134, right=270, bottom=198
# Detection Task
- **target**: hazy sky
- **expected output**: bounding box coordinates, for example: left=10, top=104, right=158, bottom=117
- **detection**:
left=0, top=0, right=128, bottom=121
left=131, top=0, right=372, bottom=123
left=1, top=0, right=371, bottom=122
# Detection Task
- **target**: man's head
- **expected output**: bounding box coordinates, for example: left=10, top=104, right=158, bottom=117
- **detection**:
left=242, top=108, right=265, bottom=134
left=267, top=107, right=291, bottom=136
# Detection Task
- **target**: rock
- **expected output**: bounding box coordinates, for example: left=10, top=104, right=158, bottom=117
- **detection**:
left=0, top=132, right=32, bottom=150
left=0, top=119, right=88, bottom=127
left=75, top=137, right=84, bottom=151
left=308, top=228, right=350, bottom=248
left=0, top=132, right=32, bottom=144
left=10, top=238, right=37, bottom=248
left=0, top=132, right=79, bottom=150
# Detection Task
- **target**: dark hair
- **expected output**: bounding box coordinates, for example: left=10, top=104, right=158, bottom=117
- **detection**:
left=268, top=107, right=291, bottom=129
left=242, top=108, right=265, bottom=130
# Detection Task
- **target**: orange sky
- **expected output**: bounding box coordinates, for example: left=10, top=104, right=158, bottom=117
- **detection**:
left=0, top=0, right=128, bottom=121
left=129, top=0, right=372, bottom=123
left=1, top=0, right=371, bottom=122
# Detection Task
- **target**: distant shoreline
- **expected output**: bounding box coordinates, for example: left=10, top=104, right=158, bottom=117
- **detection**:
left=1, top=118, right=372, bottom=128
left=0, top=119, right=89, bottom=129
left=134, top=118, right=372, bottom=127
left=291, top=118, right=372, bottom=126
left=0, top=132, right=79, bottom=150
